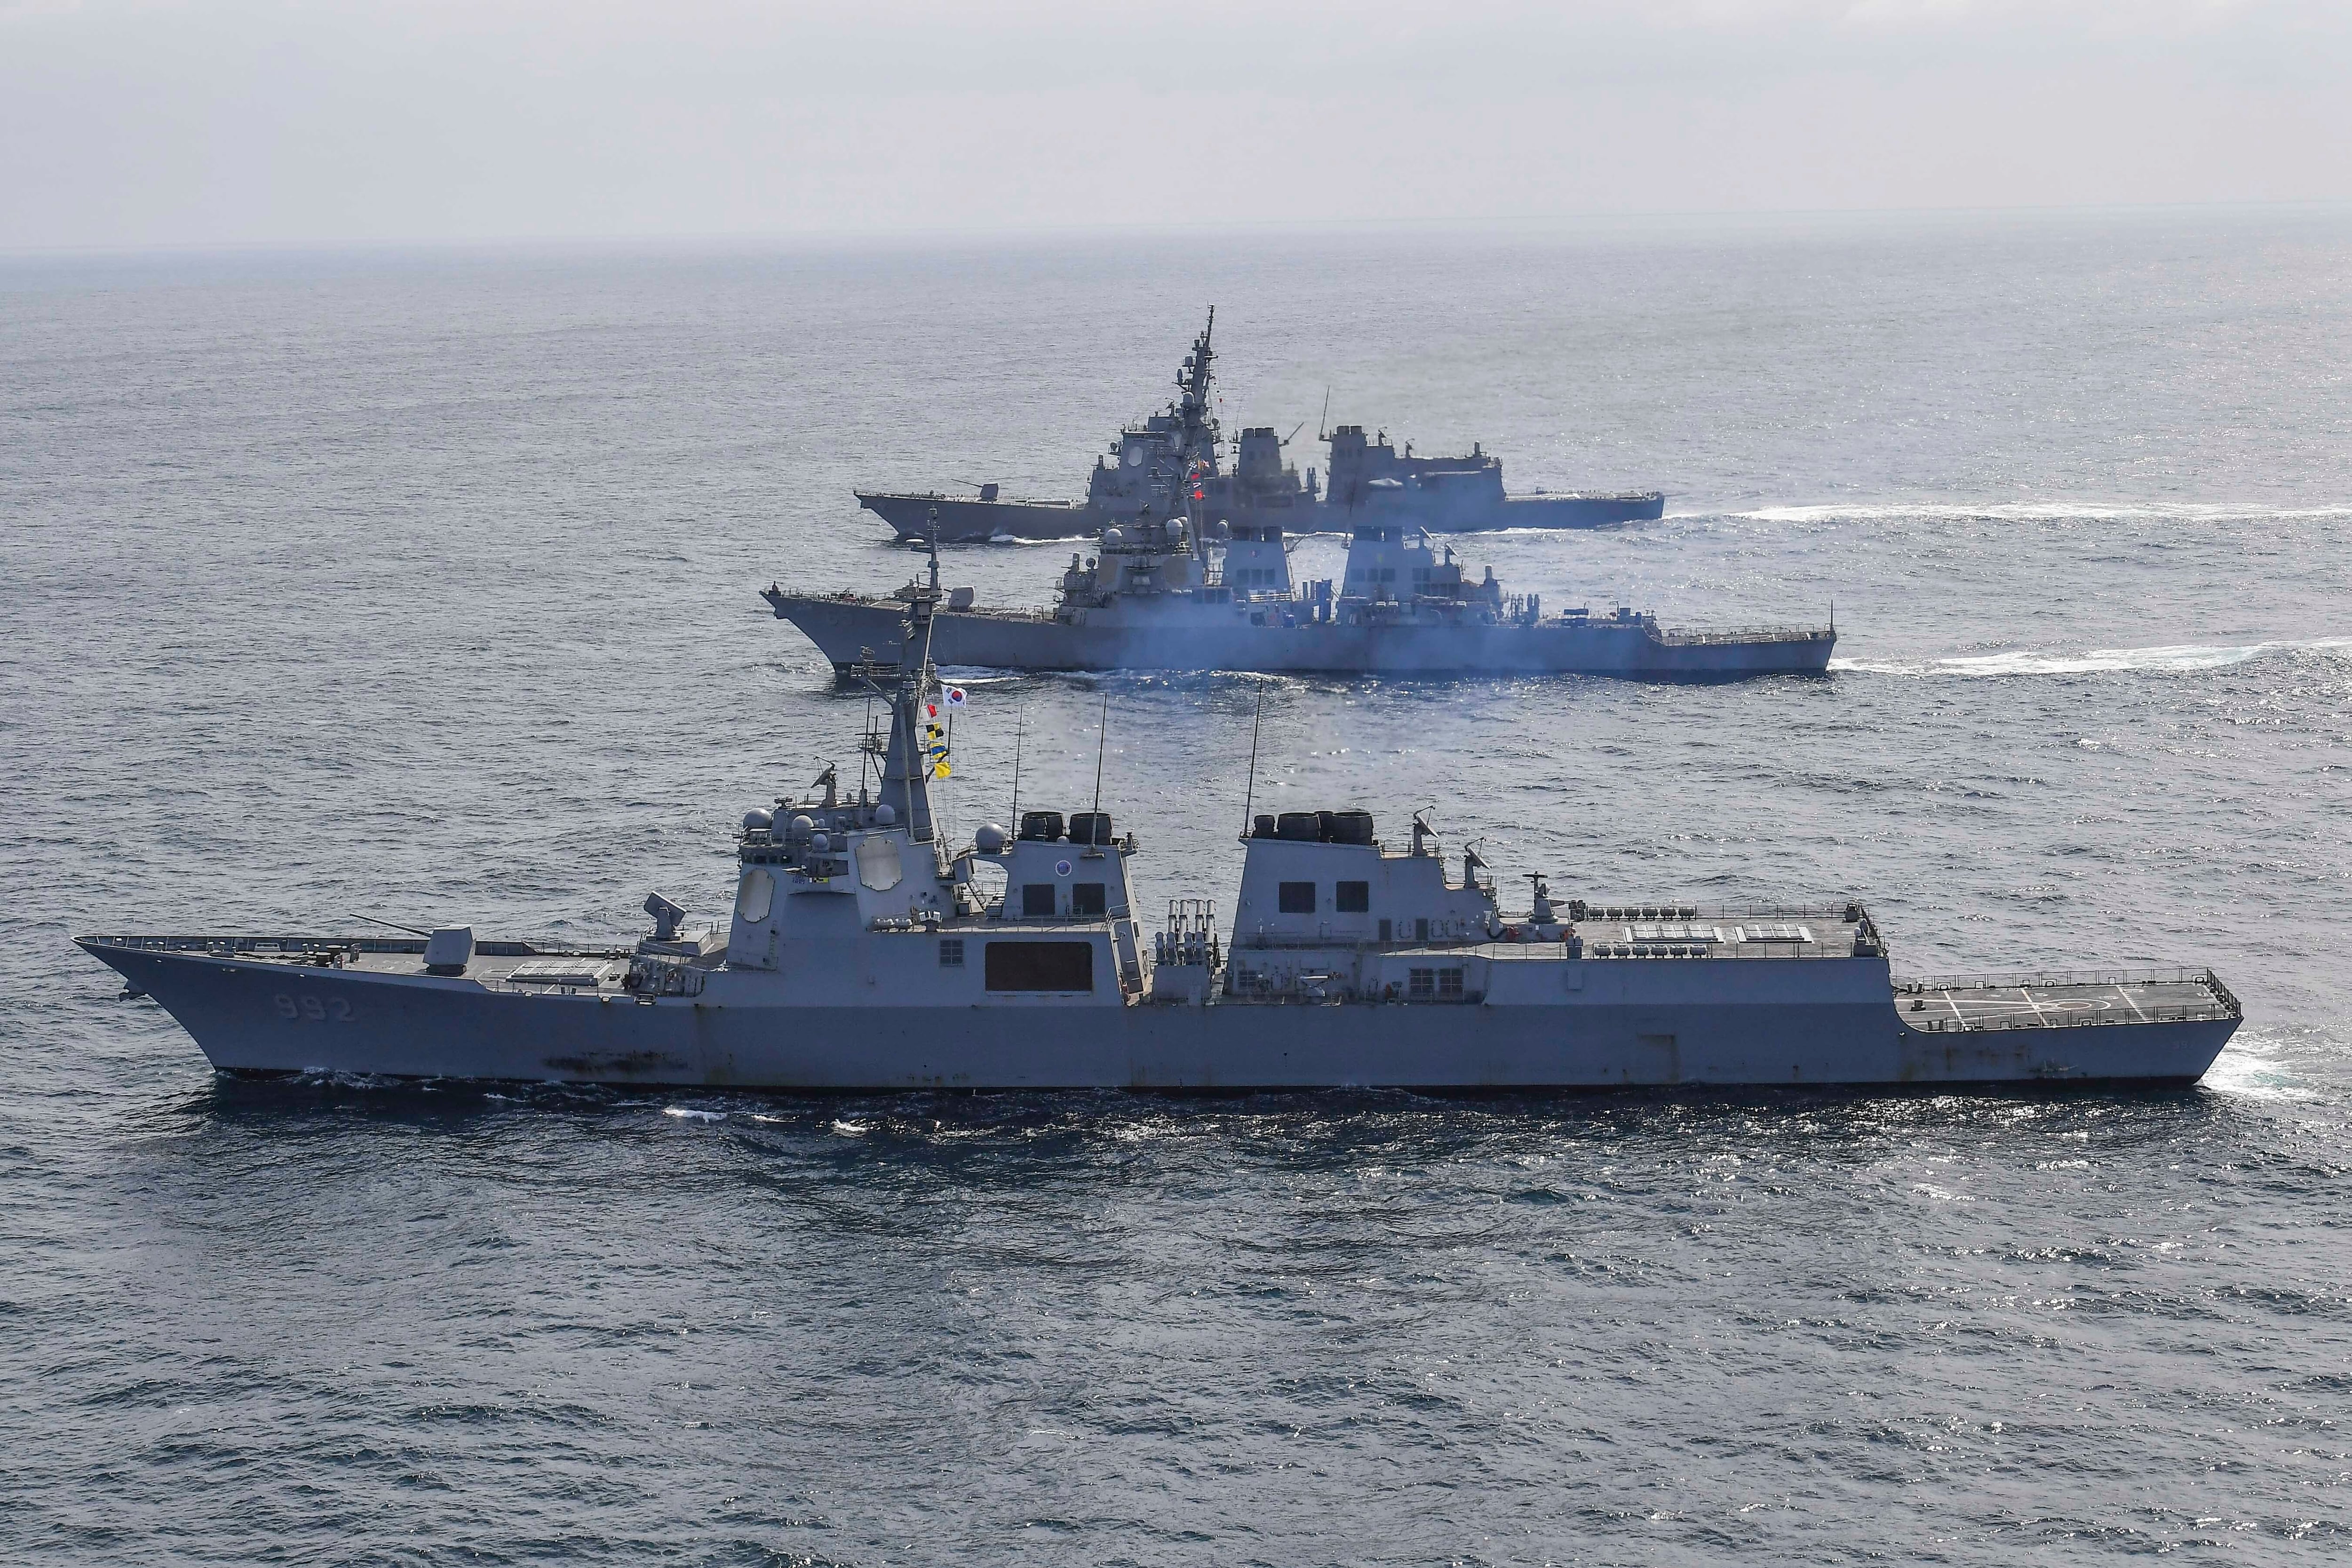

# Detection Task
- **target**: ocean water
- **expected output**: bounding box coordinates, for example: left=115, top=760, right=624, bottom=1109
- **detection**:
left=4, top=210, right=2350, bottom=1563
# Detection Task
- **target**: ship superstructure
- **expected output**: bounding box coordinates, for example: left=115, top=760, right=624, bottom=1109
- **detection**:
left=80, top=543, right=2238, bottom=1091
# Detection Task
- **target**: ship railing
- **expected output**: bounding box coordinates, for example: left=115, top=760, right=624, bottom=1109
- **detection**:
left=1580, top=901, right=1862, bottom=922
left=79, top=933, right=632, bottom=959
left=1230, top=933, right=1871, bottom=959
left=1650, top=624, right=1834, bottom=646
left=1891, top=967, right=2241, bottom=1032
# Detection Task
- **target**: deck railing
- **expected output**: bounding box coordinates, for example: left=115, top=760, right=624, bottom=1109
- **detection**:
left=1891, top=968, right=2240, bottom=1031
left=81, top=934, right=628, bottom=960
left=1653, top=625, right=1836, bottom=646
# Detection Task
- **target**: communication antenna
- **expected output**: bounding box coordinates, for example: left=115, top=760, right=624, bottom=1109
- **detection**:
left=1009, top=707, right=1025, bottom=829
left=1239, top=679, right=1266, bottom=838
left=1089, top=691, right=1110, bottom=819
left=1316, top=387, right=1331, bottom=441
left=1282, top=419, right=1306, bottom=446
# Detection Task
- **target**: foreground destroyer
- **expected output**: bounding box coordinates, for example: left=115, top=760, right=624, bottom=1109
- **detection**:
left=82, top=564, right=2237, bottom=1090
left=857, top=312, right=1664, bottom=543
left=768, top=510, right=1835, bottom=677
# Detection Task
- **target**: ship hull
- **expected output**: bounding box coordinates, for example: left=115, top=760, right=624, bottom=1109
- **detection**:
left=1301, top=492, right=1667, bottom=533
left=79, top=941, right=2234, bottom=1092
left=858, top=491, right=1667, bottom=544
left=766, top=592, right=1835, bottom=677
left=858, top=492, right=1100, bottom=542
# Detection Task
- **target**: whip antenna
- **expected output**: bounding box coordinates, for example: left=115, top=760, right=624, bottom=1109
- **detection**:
left=1240, top=679, right=1265, bottom=838
left=1089, top=691, right=1110, bottom=818
left=1009, top=707, right=1025, bottom=828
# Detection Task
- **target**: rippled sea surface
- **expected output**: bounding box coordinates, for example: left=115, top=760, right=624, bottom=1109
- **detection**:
left=5, top=212, right=2350, bottom=1563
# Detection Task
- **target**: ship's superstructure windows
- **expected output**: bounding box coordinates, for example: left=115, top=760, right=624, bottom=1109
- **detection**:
left=1439, top=968, right=1464, bottom=1000
left=1415, top=917, right=1430, bottom=943
left=985, top=941, right=1094, bottom=992
left=1072, top=883, right=1107, bottom=917
left=938, top=938, right=965, bottom=968
left=1278, top=881, right=1316, bottom=914
left=1379, top=918, right=1394, bottom=942
left=1022, top=884, right=1057, bottom=918
left=1336, top=881, right=1370, bottom=913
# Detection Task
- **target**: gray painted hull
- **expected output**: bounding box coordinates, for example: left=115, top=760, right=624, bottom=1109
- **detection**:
left=84, top=943, right=2233, bottom=1092
left=858, top=491, right=1669, bottom=544
left=858, top=492, right=1099, bottom=542
left=768, top=594, right=1836, bottom=677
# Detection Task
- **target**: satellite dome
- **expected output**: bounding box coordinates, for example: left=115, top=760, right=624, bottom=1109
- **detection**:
left=874, top=804, right=897, bottom=826
left=1101, top=527, right=1127, bottom=549
left=742, top=808, right=773, bottom=833
left=787, top=814, right=815, bottom=839
left=974, top=823, right=1009, bottom=853
left=808, top=831, right=829, bottom=853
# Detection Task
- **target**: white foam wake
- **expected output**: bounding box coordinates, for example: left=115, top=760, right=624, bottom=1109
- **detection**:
left=2201, top=1035, right=2318, bottom=1103
left=1731, top=501, right=2352, bottom=524
left=1831, top=636, right=2352, bottom=678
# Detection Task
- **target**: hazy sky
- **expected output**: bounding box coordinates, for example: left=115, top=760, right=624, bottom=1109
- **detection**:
left=4, top=0, right=2350, bottom=250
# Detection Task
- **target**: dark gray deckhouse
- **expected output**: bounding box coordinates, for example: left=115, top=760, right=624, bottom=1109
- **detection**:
left=81, top=537, right=2239, bottom=1090
left=855, top=312, right=1665, bottom=543
left=768, top=507, right=1834, bottom=677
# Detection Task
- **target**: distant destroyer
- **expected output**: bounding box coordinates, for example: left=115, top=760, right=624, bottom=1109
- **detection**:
left=768, top=512, right=1833, bottom=677
left=857, top=312, right=1664, bottom=543
left=81, top=560, right=2238, bottom=1090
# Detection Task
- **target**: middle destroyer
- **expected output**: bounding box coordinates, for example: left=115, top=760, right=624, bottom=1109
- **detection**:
left=766, top=511, right=1835, bottom=677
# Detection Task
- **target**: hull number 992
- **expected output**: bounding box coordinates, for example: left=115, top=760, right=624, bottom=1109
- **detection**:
left=274, top=994, right=354, bottom=1022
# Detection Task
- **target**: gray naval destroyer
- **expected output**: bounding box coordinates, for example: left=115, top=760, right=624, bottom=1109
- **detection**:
left=857, top=312, right=1665, bottom=544
left=80, top=564, right=2239, bottom=1091
left=768, top=509, right=1835, bottom=677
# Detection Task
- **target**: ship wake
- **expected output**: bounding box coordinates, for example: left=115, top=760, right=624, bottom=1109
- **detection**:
left=1832, top=636, right=2352, bottom=678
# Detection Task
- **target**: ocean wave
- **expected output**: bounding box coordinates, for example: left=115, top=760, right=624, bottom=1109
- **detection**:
left=1832, top=636, right=2352, bottom=678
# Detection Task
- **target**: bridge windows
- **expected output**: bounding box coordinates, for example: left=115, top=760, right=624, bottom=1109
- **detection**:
left=1021, top=884, right=1057, bottom=918
left=1335, top=881, right=1370, bottom=914
left=1278, top=881, right=1316, bottom=915
left=1071, top=883, right=1107, bottom=918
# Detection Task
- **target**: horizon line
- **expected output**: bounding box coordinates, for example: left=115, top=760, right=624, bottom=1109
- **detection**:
left=6, top=199, right=2349, bottom=267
